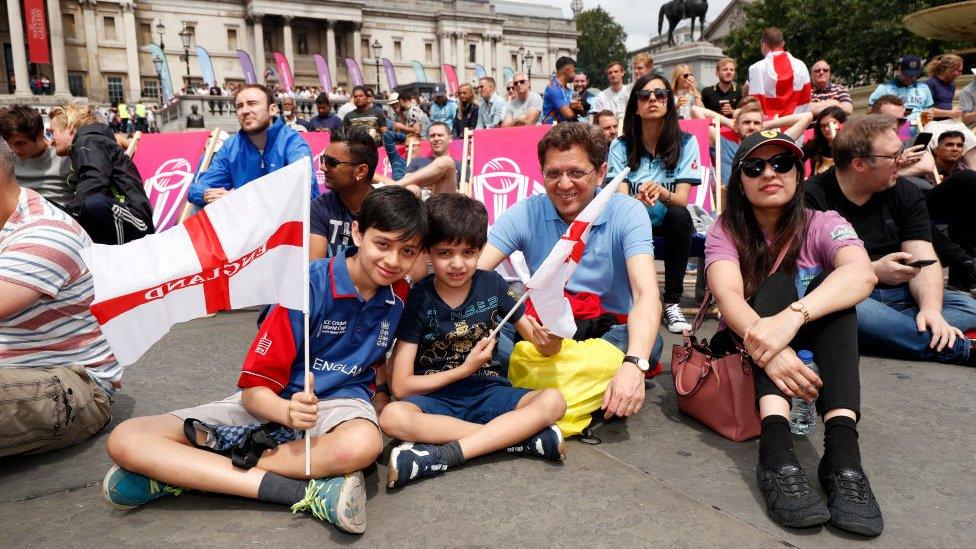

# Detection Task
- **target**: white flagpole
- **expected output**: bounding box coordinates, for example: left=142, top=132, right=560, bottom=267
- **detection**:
left=488, top=291, right=530, bottom=341
left=302, top=158, right=312, bottom=477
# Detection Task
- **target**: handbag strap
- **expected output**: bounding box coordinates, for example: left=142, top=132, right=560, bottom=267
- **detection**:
left=684, top=236, right=795, bottom=341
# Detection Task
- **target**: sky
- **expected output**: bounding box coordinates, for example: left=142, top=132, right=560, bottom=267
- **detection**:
left=512, top=0, right=733, bottom=50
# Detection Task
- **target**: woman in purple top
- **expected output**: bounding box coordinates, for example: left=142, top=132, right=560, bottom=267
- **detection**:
left=704, top=131, right=884, bottom=536
left=924, top=54, right=964, bottom=120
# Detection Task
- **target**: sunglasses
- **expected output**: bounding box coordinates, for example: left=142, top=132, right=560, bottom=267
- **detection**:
left=813, top=68, right=830, bottom=73
left=637, top=88, right=669, bottom=102
left=739, top=152, right=796, bottom=178
left=513, top=79, right=527, bottom=85
left=682, top=73, right=692, bottom=79
left=320, top=153, right=357, bottom=169
left=506, top=87, right=513, bottom=92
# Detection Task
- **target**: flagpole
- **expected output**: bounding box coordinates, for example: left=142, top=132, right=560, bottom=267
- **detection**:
left=488, top=291, right=530, bottom=341
left=302, top=158, right=312, bottom=477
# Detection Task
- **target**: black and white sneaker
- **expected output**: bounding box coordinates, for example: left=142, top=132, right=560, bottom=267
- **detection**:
left=506, top=425, right=566, bottom=461
left=663, top=303, right=692, bottom=333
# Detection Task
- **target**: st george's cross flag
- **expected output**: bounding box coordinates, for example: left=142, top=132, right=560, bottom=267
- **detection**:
left=523, top=168, right=629, bottom=339
left=82, top=159, right=311, bottom=366
left=747, top=49, right=812, bottom=117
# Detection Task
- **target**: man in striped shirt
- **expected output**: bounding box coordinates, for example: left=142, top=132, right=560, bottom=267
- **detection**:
left=0, top=138, right=117, bottom=456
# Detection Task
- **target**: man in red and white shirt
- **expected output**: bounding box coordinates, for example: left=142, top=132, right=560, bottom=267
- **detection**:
left=745, top=27, right=812, bottom=118
left=0, top=139, right=117, bottom=456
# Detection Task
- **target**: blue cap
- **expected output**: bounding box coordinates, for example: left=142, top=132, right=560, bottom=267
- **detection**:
left=797, top=350, right=814, bottom=363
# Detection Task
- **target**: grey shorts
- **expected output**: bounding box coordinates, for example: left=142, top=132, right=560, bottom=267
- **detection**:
left=169, top=392, right=377, bottom=438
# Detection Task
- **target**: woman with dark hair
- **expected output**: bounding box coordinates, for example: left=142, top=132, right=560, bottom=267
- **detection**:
left=607, top=74, right=701, bottom=333
left=803, top=106, right=847, bottom=174
left=705, top=131, right=883, bottom=536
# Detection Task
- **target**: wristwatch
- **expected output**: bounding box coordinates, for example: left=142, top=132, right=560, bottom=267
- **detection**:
left=788, top=301, right=810, bottom=323
left=623, top=355, right=650, bottom=372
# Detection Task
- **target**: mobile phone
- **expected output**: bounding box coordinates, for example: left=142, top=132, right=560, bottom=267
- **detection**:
left=913, top=132, right=933, bottom=148
left=902, top=258, right=937, bottom=268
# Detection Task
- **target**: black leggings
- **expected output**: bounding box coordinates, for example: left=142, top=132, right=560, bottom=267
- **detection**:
left=927, top=170, right=976, bottom=274
left=660, top=203, right=693, bottom=304
left=711, top=272, right=861, bottom=418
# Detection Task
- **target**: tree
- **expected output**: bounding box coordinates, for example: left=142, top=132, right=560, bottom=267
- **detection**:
left=575, top=7, right=628, bottom=89
left=724, top=0, right=966, bottom=87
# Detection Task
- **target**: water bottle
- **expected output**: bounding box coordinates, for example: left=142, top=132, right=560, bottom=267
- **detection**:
left=788, top=350, right=819, bottom=436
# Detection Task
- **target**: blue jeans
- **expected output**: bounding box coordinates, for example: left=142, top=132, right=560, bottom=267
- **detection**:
left=497, top=321, right=665, bottom=371
left=855, top=285, right=976, bottom=364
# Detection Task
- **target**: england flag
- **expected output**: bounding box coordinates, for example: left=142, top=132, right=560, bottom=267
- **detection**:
left=747, top=49, right=812, bottom=117
left=82, top=159, right=311, bottom=366
left=523, top=169, right=629, bottom=339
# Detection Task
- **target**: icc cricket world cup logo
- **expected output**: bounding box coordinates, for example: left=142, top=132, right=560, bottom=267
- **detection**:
left=144, top=158, right=195, bottom=232
left=473, top=157, right=545, bottom=225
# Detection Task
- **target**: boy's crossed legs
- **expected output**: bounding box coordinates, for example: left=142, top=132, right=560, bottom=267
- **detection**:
left=104, top=394, right=381, bottom=534
left=380, top=386, right=567, bottom=488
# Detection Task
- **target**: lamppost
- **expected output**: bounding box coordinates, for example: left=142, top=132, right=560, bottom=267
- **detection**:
left=156, top=20, right=165, bottom=50
left=152, top=55, right=163, bottom=100
left=524, top=49, right=534, bottom=83
left=517, top=45, right=525, bottom=72
left=371, top=39, right=382, bottom=95
left=178, top=22, right=192, bottom=87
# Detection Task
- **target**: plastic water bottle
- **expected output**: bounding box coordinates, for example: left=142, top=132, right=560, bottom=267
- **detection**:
left=788, top=350, right=819, bottom=436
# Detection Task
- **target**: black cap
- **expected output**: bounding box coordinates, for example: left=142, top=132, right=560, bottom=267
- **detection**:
left=899, top=55, right=923, bottom=78
left=731, top=130, right=804, bottom=171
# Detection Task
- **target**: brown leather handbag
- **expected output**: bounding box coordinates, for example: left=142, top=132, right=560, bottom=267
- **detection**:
left=670, top=242, right=792, bottom=442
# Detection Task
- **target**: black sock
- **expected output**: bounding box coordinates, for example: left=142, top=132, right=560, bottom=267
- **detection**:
left=257, top=472, right=308, bottom=506
left=760, top=415, right=799, bottom=469
left=822, top=416, right=862, bottom=472
left=438, top=441, right=465, bottom=467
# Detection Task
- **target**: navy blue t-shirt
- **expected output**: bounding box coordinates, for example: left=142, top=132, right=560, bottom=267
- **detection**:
left=396, top=269, right=524, bottom=390
left=406, top=156, right=462, bottom=185
left=310, top=191, right=356, bottom=258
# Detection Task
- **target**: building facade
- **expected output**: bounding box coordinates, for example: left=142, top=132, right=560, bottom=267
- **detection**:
left=1, top=0, right=578, bottom=104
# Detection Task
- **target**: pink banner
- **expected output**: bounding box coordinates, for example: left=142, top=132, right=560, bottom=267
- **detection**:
left=273, top=52, right=294, bottom=92
left=131, top=131, right=211, bottom=232
left=441, top=64, right=459, bottom=96
left=300, top=131, right=332, bottom=194
left=470, top=126, right=550, bottom=226
left=678, top=118, right=716, bottom=212
left=345, top=58, right=364, bottom=87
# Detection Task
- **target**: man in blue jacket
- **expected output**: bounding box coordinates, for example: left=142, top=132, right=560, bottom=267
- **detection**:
left=188, top=84, right=318, bottom=206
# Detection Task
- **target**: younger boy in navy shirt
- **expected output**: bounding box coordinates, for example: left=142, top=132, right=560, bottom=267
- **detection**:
left=102, top=186, right=427, bottom=535
left=381, top=193, right=567, bottom=489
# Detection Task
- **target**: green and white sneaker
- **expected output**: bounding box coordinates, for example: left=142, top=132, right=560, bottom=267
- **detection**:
left=290, top=471, right=366, bottom=534
left=102, top=464, right=185, bottom=510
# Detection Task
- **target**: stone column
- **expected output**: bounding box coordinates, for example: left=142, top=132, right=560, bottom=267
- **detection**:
left=5, top=0, right=30, bottom=96
left=480, top=34, right=490, bottom=77
left=79, top=0, right=103, bottom=99
left=121, top=1, right=142, bottom=101
left=325, top=20, right=337, bottom=89
left=46, top=0, right=71, bottom=97
left=352, top=23, right=362, bottom=65
left=439, top=31, right=451, bottom=70
left=250, top=14, right=266, bottom=79
left=455, top=31, right=466, bottom=83
left=282, top=15, right=295, bottom=71
left=494, top=35, right=505, bottom=82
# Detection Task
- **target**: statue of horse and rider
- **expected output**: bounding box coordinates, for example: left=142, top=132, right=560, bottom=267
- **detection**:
left=658, top=0, right=709, bottom=47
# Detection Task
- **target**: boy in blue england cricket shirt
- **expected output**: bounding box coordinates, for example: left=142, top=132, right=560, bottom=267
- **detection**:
left=102, top=186, right=426, bottom=534
left=380, top=193, right=567, bottom=489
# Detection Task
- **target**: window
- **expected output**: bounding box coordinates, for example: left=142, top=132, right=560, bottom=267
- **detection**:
left=68, top=73, right=85, bottom=97
left=141, top=79, right=160, bottom=100
left=107, top=76, right=125, bottom=104
left=138, top=22, right=152, bottom=45
left=511, top=54, right=518, bottom=68
left=361, top=38, right=369, bottom=59
left=103, top=16, right=118, bottom=41
left=394, top=40, right=402, bottom=61
left=297, top=32, right=308, bottom=55
left=424, top=43, right=433, bottom=62
left=469, top=44, right=476, bottom=64
left=227, top=28, right=238, bottom=51
left=62, top=13, right=76, bottom=39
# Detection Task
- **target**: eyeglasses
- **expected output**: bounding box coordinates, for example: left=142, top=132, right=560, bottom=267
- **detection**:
left=320, top=153, right=357, bottom=169
left=506, top=87, right=513, bottom=92
left=868, top=147, right=904, bottom=162
left=542, top=166, right=598, bottom=182
left=682, top=73, right=692, bottom=79
left=739, top=152, right=796, bottom=178
left=812, top=68, right=830, bottom=73
left=513, top=79, right=527, bottom=86
left=637, top=88, right=669, bottom=103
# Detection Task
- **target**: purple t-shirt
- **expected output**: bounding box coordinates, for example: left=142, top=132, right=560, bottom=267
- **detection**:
left=705, top=209, right=864, bottom=297
left=924, top=76, right=956, bottom=111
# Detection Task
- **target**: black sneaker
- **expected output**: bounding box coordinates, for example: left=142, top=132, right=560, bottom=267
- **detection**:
left=818, top=466, right=884, bottom=537
left=756, top=462, right=830, bottom=528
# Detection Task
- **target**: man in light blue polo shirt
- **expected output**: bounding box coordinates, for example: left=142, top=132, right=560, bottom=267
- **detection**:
left=479, top=122, right=665, bottom=420
left=868, top=55, right=933, bottom=126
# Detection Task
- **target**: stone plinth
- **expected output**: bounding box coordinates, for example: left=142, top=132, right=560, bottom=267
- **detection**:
left=652, top=41, right=726, bottom=88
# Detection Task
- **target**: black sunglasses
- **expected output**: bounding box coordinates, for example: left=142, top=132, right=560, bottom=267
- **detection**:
left=739, top=152, right=796, bottom=178
left=320, top=153, right=356, bottom=169
left=513, top=79, right=527, bottom=85
left=637, top=88, right=669, bottom=102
